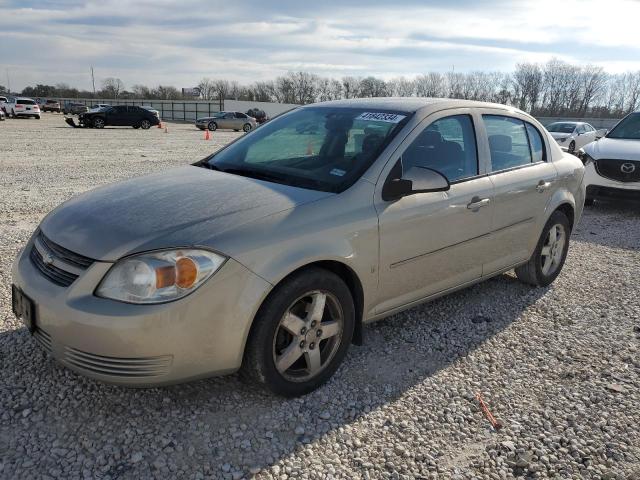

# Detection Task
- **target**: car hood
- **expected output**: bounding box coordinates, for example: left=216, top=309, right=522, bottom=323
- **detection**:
left=40, top=166, right=331, bottom=261
left=584, top=137, right=640, bottom=161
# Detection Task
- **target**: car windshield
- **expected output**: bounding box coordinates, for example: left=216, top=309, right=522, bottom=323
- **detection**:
left=547, top=123, right=576, bottom=133
left=17, top=99, right=36, bottom=105
left=204, top=107, right=411, bottom=193
left=607, top=113, right=640, bottom=140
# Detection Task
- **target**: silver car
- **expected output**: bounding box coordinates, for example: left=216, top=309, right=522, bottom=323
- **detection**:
left=11, top=98, right=585, bottom=397
left=195, top=111, right=257, bottom=132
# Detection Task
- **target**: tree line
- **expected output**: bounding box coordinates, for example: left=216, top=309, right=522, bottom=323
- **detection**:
left=4, top=59, right=640, bottom=118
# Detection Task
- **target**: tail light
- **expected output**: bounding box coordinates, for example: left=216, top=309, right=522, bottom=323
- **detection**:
left=15, top=105, right=24, bottom=109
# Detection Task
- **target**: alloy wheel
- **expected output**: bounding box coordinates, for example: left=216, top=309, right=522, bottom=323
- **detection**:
left=540, top=223, right=566, bottom=276
left=272, top=291, right=343, bottom=382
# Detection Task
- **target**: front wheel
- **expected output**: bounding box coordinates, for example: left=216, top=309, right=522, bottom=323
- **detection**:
left=515, top=211, right=571, bottom=287
left=242, top=267, right=354, bottom=397
left=207, top=121, right=217, bottom=131
left=140, top=119, right=151, bottom=129
left=243, top=123, right=252, bottom=132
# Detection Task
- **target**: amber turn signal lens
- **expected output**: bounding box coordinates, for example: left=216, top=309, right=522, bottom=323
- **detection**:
left=155, top=265, right=176, bottom=289
left=175, top=257, right=198, bottom=289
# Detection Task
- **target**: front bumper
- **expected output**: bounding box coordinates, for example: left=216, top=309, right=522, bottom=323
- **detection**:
left=11, top=237, right=272, bottom=386
left=584, top=161, right=640, bottom=196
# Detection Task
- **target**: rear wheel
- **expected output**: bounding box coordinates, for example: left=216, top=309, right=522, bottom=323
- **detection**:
left=515, top=211, right=571, bottom=287
left=568, top=140, right=576, bottom=154
left=243, top=123, right=252, bottom=132
left=207, top=121, right=217, bottom=131
left=140, top=119, right=151, bottom=129
left=93, top=117, right=105, bottom=129
left=242, top=267, right=354, bottom=397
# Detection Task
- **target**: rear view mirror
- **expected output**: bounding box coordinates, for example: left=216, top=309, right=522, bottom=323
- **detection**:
left=382, top=165, right=450, bottom=201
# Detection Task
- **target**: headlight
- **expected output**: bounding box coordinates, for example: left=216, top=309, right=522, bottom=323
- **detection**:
left=96, top=249, right=226, bottom=304
left=577, top=149, right=595, bottom=165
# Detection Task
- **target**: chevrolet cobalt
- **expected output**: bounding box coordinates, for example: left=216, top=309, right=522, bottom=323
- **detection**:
left=12, top=98, right=585, bottom=396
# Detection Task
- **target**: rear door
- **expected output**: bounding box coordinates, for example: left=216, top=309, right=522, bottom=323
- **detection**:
left=479, top=112, right=558, bottom=275
left=220, top=112, right=236, bottom=129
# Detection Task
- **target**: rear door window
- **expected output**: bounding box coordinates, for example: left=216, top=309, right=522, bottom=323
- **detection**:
left=483, top=115, right=533, bottom=171
left=525, top=123, right=546, bottom=163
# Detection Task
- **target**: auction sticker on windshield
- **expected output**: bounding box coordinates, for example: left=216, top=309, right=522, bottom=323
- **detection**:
left=356, top=112, right=406, bottom=123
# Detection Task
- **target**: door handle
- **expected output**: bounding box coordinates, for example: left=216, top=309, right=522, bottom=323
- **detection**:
left=467, top=197, right=491, bottom=210
left=536, top=180, right=553, bottom=192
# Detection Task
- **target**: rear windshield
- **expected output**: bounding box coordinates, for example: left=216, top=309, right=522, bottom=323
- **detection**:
left=46, top=100, right=58, bottom=104
left=17, top=99, right=36, bottom=105
left=206, top=107, right=411, bottom=193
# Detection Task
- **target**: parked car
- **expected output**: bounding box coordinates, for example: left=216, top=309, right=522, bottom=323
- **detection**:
left=40, top=99, right=61, bottom=113
left=195, top=111, right=256, bottom=132
left=66, top=105, right=161, bottom=129
left=246, top=108, right=269, bottom=124
left=0, top=96, right=8, bottom=113
left=11, top=98, right=584, bottom=396
left=579, top=111, right=640, bottom=205
left=0, top=109, right=5, bottom=121
left=5, top=97, right=40, bottom=118
left=546, top=121, right=597, bottom=153
left=63, top=102, right=89, bottom=115
left=89, top=103, right=111, bottom=110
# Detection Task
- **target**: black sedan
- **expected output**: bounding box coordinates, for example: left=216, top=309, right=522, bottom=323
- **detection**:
left=66, top=105, right=160, bottom=129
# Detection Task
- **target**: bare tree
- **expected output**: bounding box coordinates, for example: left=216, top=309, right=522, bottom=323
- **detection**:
left=197, top=78, right=216, bottom=100
left=341, top=76, right=361, bottom=99
left=101, top=77, right=124, bottom=98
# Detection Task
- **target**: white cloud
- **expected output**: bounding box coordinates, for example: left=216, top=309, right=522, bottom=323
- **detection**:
left=0, top=0, right=638, bottom=91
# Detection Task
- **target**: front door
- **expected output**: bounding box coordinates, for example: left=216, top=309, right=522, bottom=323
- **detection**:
left=375, top=111, right=495, bottom=314
left=107, top=106, right=128, bottom=126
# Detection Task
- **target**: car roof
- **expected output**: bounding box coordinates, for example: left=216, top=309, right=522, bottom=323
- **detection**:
left=303, top=97, right=524, bottom=115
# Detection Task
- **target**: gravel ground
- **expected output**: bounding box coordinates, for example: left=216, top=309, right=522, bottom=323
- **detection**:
left=1, top=114, right=639, bottom=479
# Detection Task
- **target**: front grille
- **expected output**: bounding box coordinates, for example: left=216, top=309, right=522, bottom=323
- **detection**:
left=64, top=347, right=172, bottom=378
left=595, top=159, right=640, bottom=183
left=33, top=328, right=52, bottom=354
left=29, top=231, right=94, bottom=287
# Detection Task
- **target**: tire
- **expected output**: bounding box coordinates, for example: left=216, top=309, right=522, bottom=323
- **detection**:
left=568, top=141, right=575, bottom=154
left=242, top=267, right=355, bottom=397
left=35, top=115, right=41, bottom=120
left=584, top=197, right=594, bottom=207
left=140, top=119, right=151, bottom=130
left=11, top=109, right=15, bottom=118
left=207, top=121, right=217, bottom=131
left=515, top=211, right=571, bottom=287
left=93, top=117, right=105, bottom=129
left=243, top=123, right=252, bottom=132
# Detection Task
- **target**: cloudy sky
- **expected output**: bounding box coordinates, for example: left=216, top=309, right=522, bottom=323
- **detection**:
left=1, top=0, right=639, bottom=91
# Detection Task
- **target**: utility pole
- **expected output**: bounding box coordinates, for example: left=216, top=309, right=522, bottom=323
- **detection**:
left=6, top=68, right=10, bottom=94
left=91, top=66, right=96, bottom=96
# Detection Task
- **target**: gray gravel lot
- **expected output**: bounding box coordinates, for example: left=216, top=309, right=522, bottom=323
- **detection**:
left=1, top=114, right=639, bottom=479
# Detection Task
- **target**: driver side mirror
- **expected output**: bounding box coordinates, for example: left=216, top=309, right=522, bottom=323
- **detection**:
left=382, top=165, right=450, bottom=201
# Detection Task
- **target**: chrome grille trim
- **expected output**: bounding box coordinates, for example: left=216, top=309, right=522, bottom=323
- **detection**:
left=29, top=231, right=95, bottom=287
left=64, top=347, right=172, bottom=378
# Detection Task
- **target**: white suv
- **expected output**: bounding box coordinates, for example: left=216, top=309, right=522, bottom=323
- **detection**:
left=5, top=97, right=41, bottom=119
left=580, top=112, right=640, bottom=205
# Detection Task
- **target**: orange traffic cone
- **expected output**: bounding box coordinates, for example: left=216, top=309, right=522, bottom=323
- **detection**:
left=157, top=121, right=162, bottom=129
left=204, top=129, right=211, bottom=140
